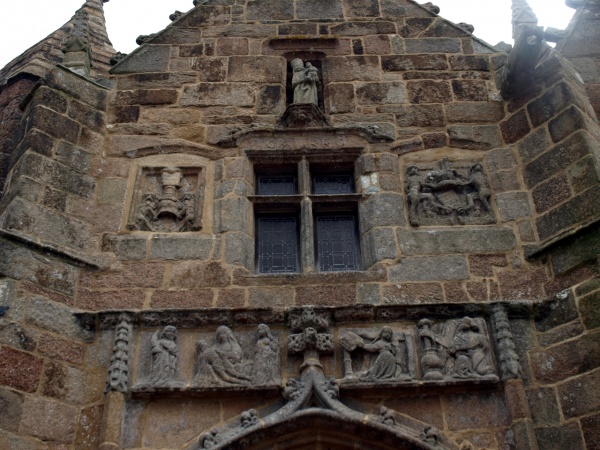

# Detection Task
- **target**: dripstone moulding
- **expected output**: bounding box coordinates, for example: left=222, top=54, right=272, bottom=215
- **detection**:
left=127, top=165, right=205, bottom=232
left=405, top=159, right=495, bottom=226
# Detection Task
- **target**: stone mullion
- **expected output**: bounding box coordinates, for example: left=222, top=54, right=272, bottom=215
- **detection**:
left=301, top=197, right=315, bottom=273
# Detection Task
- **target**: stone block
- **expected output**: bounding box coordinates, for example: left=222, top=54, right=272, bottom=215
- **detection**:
left=117, top=73, right=198, bottom=90
left=19, top=396, right=77, bottom=443
left=178, top=44, right=205, bottom=57
left=496, top=191, right=532, bottom=222
left=329, top=21, right=395, bottom=36
left=181, top=83, right=255, bottom=107
left=68, top=99, right=106, bottom=133
left=389, top=255, right=468, bottom=281
left=358, top=193, right=406, bottom=232
left=248, top=287, right=294, bottom=308
left=77, top=289, right=145, bottom=311
left=343, top=0, right=379, bottom=16
left=448, top=125, right=502, bottom=149
left=227, top=56, right=286, bottom=83
left=102, top=234, right=148, bottom=260
left=0, top=239, right=79, bottom=296
left=357, top=283, right=380, bottom=304
left=468, top=254, right=509, bottom=277
left=568, top=155, right=600, bottom=194
left=149, top=234, right=214, bottom=260
left=216, top=38, right=249, bottom=56
left=382, top=54, right=448, bottom=71
left=324, top=83, right=355, bottom=114
left=25, top=296, right=94, bottom=341
left=277, top=23, right=317, bottom=35
left=422, top=132, right=447, bottom=148
left=322, top=56, right=380, bottom=82
left=85, top=262, right=165, bottom=289
left=451, top=80, right=488, bottom=102
left=203, top=24, right=277, bottom=38
left=295, top=284, right=356, bottom=307
left=0, top=347, right=43, bottom=393
left=224, top=232, right=253, bottom=268
left=490, top=171, right=521, bottom=192
left=381, top=283, right=444, bottom=303
left=580, top=290, right=600, bottom=330
left=186, top=57, right=227, bottom=82
left=0, top=387, right=23, bottom=432
left=538, top=322, right=584, bottom=348
left=548, top=105, right=594, bottom=143
left=362, top=227, right=398, bottom=267
left=397, top=228, right=516, bottom=256
left=364, top=35, right=391, bottom=54
left=169, top=261, right=231, bottom=288
left=55, top=141, right=93, bottom=174
left=527, top=387, right=561, bottom=426
left=27, top=105, right=80, bottom=144
left=527, top=82, right=583, bottom=127
left=37, top=333, right=85, bottom=365
left=534, top=424, right=585, bottom=450
left=176, top=5, right=231, bottom=27
left=385, top=395, right=444, bottom=429
left=500, top=109, right=531, bottom=144
left=498, top=268, right=547, bottom=300
left=110, top=45, right=170, bottom=74
left=75, top=404, right=104, bottom=450
left=98, top=178, right=127, bottom=205
left=296, top=0, right=343, bottom=19
left=449, top=55, right=490, bottom=71
left=356, top=82, right=405, bottom=105
left=405, top=38, right=462, bottom=53
left=445, top=102, right=504, bottom=123
left=382, top=104, right=444, bottom=127
left=531, top=173, right=571, bottom=213
left=0, top=322, right=37, bottom=352
left=247, top=0, right=293, bottom=20
left=215, top=197, right=252, bottom=234
left=559, top=369, right=600, bottom=418
left=445, top=391, right=511, bottom=430
left=150, top=289, right=214, bottom=309
left=355, top=153, right=398, bottom=174
left=45, top=67, right=108, bottom=110
left=519, top=127, right=551, bottom=164
left=530, top=333, right=600, bottom=384
left=536, top=185, right=600, bottom=240
left=407, top=80, right=452, bottom=104
left=535, top=291, right=580, bottom=332
left=216, top=288, right=245, bottom=308
left=114, top=89, right=178, bottom=106
left=581, top=413, right=600, bottom=450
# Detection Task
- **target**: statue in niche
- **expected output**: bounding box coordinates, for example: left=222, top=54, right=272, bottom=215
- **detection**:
left=252, top=324, right=279, bottom=385
left=405, top=159, right=496, bottom=226
left=194, top=324, right=280, bottom=387
left=149, top=326, right=179, bottom=386
left=291, top=58, right=319, bottom=106
left=417, top=317, right=497, bottom=381
left=448, top=317, right=494, bottom=378
left=340, top=327, right=412, bottom=383
left=129, top=166, right=203, bottom=232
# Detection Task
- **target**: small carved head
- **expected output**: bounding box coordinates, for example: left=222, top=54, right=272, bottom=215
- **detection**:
left=381, top=326, right=393, bottom=341
left=470, top=163, right=483, bottom=174
left=290, top=58, right=305, bottom=71
left=418, top=318, right=433, bottom=330
left=406, top=165, right=420, bottom=176
left=161, top=326, right=177, bottom=341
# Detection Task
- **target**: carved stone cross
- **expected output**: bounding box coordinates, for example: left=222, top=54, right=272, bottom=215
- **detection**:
left=287, top=307, right=333, bottom=373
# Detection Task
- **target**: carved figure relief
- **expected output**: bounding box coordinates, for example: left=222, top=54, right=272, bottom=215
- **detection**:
left=194, top=325, right=281, bottom=387
left=290, top=58, right=319, bottom=106
left=105, top=315, right=133, bottom=393
left=417, top=317, right=497, bottom=382
left=149, top=326, right=181, bottom=386
left=240, top=409, right=259, bottom=429
left=340, top=327, right=414, bottom=384
left=405, top=159, right=495, bottom=226
left=128, top=166, right=205, bottom=232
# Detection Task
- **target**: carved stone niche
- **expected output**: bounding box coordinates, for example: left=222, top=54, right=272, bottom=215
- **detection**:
left=417, top=317, right=498, bottom=382
left=339, top=326, right=417, bottom=385
left=194, top=325, right=282, bottom=388
left=127, top=166, right=205, bottom=232
left=405, top=159, right=495, bottom=227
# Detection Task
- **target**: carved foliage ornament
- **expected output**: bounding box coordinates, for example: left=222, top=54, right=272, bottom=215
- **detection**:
left=105, top=314, right=133, bottom=393
left=405, top=159, right=495, bottom=227
left=128, top=166, right=205, bottom=232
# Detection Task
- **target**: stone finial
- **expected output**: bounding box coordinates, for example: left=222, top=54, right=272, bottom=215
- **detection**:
left=170, top=11, right=184, bottom=21
left=421, top=2, right=440, bottom=14
left=457, top=22, right=475, bottom=33
left=512, top=0, right=539, bottom=39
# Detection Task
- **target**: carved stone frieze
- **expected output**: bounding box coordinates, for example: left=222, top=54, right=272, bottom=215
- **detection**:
left=240, top=409, right=259, bottom=429
left=127, top=166, right=205, bottom=232
left=278, top=104, right=330, bottom=129
left=339, top=326, right=415, bottom=384
left=287, top=307, right=334, bottom=373
left=405, top=159, right=495, bottom=226
left=105, top=314, right=133, bottom=393
left=143, top=325, right=184, bottom=388
left=417, top=317, right=498, bottom=382
left=491, top=304, right=522, bottom=380
left=194, top=324, right=281, bottom=387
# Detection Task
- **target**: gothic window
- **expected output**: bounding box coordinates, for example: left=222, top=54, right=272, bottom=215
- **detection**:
left=253, top=160, right=361, bottom=274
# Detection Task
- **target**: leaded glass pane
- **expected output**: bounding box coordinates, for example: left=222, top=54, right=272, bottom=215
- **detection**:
left=316, top=215, right=359, bottom=272
left=257, top=176, right=297, bottom=195
left=313, top=174, right=353, bottom=195
left=257, top=217, right=298, bottom=273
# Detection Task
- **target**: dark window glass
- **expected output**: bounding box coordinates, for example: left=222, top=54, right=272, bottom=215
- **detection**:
left=257, top=176, right=297, bottom=196
left=316, top=215, right=359, bottom=272
left=313, top=174, right=354, bottom=195
left=256, top=217, right=298, bottom=273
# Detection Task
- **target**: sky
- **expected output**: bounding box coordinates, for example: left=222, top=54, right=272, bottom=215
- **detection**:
left=0, top=0, right=575, bottom=69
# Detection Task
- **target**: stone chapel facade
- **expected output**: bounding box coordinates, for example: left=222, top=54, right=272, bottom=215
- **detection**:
left=0, top=0, right=599, bottom=449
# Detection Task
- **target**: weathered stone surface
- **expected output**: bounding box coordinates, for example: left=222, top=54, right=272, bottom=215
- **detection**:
left=323, top=56, right=380, bottom=82
left=397, top=228, right=516, bottom=255
left=362, top=227, right=398, bottom=267
left=102, top=234, right=148, bottom=260
left=359, top=193, right=406, bottom=232
left=216, top=288, right=245, bottom=308
left=150, top=289, right=214, bottom=309
left=78, top=289, right=145, bottom=311
left=249, top=287, right=294, bottom=308
left=468, top=254, right=509, bottom=277
left=535, top=424, right=585, bottom=450
left=405, top=38, right=461, bottom=53
left=149, top=234, right=214, bottom=260
left=389, top=255, right=468, bottom=282
left=538, top=321, right=584, bottom=347
left=357, top=283, right=380, bottom=304
left=483, top=147, right=517, bottom=172
left=527, top=82, right=585, bottom=127
left=519, top=127, right=551, bottom=164
left=449, top=55, right=490, bottom=71
left=498, top=268, right=547, bottom=300
left=532, top=173, right=571, bottom=213
left=325, top=83, right=355, bottom=114
left=37, top=333, right=85, bottom=365
left=448, top=125, right=502, bottom=149
left=381, top=283, right=444, bottom=303
left=181, top=83, right=255, bottom=107
left=527, top=387, right=561, bottom=426
left=0, top=322, right=37, bottom=352
left=26, top=296, right=93, bottom=341
left=568, top=155, right=600, bottom=194
left=111, top=45, right=170, bottom=74
left=445, top=391, right=511, bottom=430
left=84, top=262, right=164, bottom=289
left=74, top=404, right=104, bottom=450
left=296, top=0, right=343, bottom=19
left=27, top=105, right=80, bottom=144
left=169, top=261, right=231, bottom=288
left=0, top=387, right=23, bottom=432
left=500, top=109, right=531, bottom=144
left=295, top=284, right=356, bottom=306
left=356, top=153, right=398, bottom=174
left=559, top=368, right=600, bottom=418
left=356, top=82, right=405, bottom=105
left=451, top=80, right=488, bottom=101
left=363, top=35, right=391, bottom=54
left=495, top=192, right=532, bottom=222
left=407, top=80, right=452, bottom=103
left=45, top=68, right=109, bottom=110
left=580, top=290, right=600, bottom=330
left=445, top=102, right=504, bottom=123
left=0, top=347, right=43, bottom=393
left=224, top=232, right=253, bottom=268
left=257, top=85, right=284, bottom=114
left=536, top=185, right=600, bottom=240
left=227, top=56, right=286, bottom=83
left=384, top=104, right=445, bottom=127
left=382, top=54, right=448, bottom=71
left=535, top=292, right=580, bottom=332
left=247, top=0, right=293, bottom=20
left=548, top=105, right=593, bottom=143
left=19, top=396, right=77, bottom=443
left=581, top=413, right=600, bottom=450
